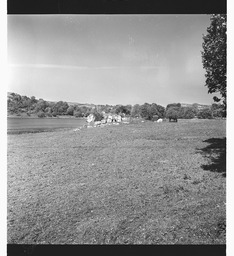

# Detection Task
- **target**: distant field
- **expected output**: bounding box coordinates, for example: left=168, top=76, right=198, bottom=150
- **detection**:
left=7, top=119, right=226, bottom=244
left=7, top=117, right=86, bottom=134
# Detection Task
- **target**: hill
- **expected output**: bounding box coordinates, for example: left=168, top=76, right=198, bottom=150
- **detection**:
left=181, top=103, right=211, bottom=110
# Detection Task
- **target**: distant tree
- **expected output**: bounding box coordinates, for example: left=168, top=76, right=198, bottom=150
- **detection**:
left=139, top=103, right=164, bottom=120
left=166, top=107, right=179, bottom=121
left=30, top=96, right=37, bottom=104
left=149, top=103, right=160, bottom=118
left=212, top=108, right=223, bottom=118
left=92, top=110, right=103, bottom=121
left=115, top=105, right=131, bottom=116
left=184, top=108, right=196, bottom=119
left=166, top=103, right=181, bottom=111
left=35, top=99, right=49, bottom=112
left=156, top=104, right=166, bottom=118
left=74, top=109, right=83, bottom=118
left=37, top=111, right=45, bottom=118
left=211, top=103, right=224, bottom=118
left=139, top=103, right=151, bottom=120
left=201, top=14, right=227, bottom=111
left=131, top=104, right=141, bottom=117
left=52, top=110, right=58, bottom=117
left=45, top=107, right=52, bottom=114
left=66, top=106, right=74, bottom=116
left=52, top=101, right=69, bottom=115
left=179, top=107, right=196, bottom=119
left=197, top=108, right=213, bottom=119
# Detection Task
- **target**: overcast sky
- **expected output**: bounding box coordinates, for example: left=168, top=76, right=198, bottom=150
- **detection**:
left=7, top=14, right=215, bottom=106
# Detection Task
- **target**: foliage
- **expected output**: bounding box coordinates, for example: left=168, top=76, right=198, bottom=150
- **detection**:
left=52, top=101, right=69, bottom=115
left=74, top=109, right=83, bottom=118
left=131, top=104, right=141, bottom=118
left=166, top=107, right=179, bottom=120
left=8, top=92, right=222, bottom=120
left=37, top=111, right=46, bottom=118
left=92, top=110, right=103, bottom=121
left=179, top=107, right=196, bottom=119
left=166, top=103, right=181, bottom=111
left=35, top=99, right=49, bottom=112
left=139, top=103, right=165, bottom=120
left=66, top=106, right=75, bottom=116
left=201, top=14, right=227, bottom=110
left=197, top=108, right=213, bottom=119
left=114, top=105, right=131, bottom=116
left=211, top=103, right=225, bottom=118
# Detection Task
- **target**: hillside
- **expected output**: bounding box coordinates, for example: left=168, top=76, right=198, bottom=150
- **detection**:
left=181, top=103, right=211, bottom=110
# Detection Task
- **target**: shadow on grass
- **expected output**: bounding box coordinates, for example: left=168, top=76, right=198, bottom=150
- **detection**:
left=197, top=137, right=226, bottom=177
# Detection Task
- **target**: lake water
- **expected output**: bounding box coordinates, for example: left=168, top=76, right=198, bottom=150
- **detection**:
left=7, top=117, right=86, bottom=133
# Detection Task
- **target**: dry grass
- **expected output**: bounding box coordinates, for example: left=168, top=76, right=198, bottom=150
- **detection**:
left=7, top=119, right=226, bottom=244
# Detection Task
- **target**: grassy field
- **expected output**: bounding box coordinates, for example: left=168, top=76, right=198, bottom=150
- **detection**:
left=7, top=117, right=86, bottom=134
left=7, top=119, right=226, bottom=244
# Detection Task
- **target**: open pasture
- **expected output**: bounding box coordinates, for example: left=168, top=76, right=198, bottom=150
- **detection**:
left=7, top=119, right=226, bottom=244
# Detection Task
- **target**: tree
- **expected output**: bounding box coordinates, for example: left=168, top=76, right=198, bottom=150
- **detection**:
left=211, top=103, right=224, bottom=118
left=52, top=101, right=69, bottom=115
left=156, top=104, right=165, bottom=118
left=139, top=103, right=151, bottom=120
left=92, top=110, right=103, bottom=121
left=131, top=104, right=141, bottom=117
left=74, top=109, right=83, bottom=118
left=37, top=111, right=46, bottom=118
left=179, top=107, right=196, bottom=119
left=197, top=108, right=213, bottom=119
left=166, top=103, right=181, bottom=111
left=201, top=14, right=227, bottom=110
left=115, top=105, right=131, bottom=116
left=166, top=107, right=179, bottom=121
left=66, top=106, right=74, bottom=116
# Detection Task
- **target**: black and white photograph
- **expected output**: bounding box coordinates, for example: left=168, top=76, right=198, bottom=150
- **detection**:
left=5, top=2, right=228, bottom=253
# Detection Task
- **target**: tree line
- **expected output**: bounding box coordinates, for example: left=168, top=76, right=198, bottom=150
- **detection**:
left=8, top=92, right=225, bottom=120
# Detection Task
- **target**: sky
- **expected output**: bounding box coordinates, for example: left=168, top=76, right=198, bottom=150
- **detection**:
left=7, top=14, right=216, bottom=106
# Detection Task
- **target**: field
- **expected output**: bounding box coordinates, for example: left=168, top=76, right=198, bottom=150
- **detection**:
left=7, top=119, right=226, bottom=244
left=7, top=117, right=86, bottom=134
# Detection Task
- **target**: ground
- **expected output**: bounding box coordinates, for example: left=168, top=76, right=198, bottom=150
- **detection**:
left=7, top=119, right=226, bottom=244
